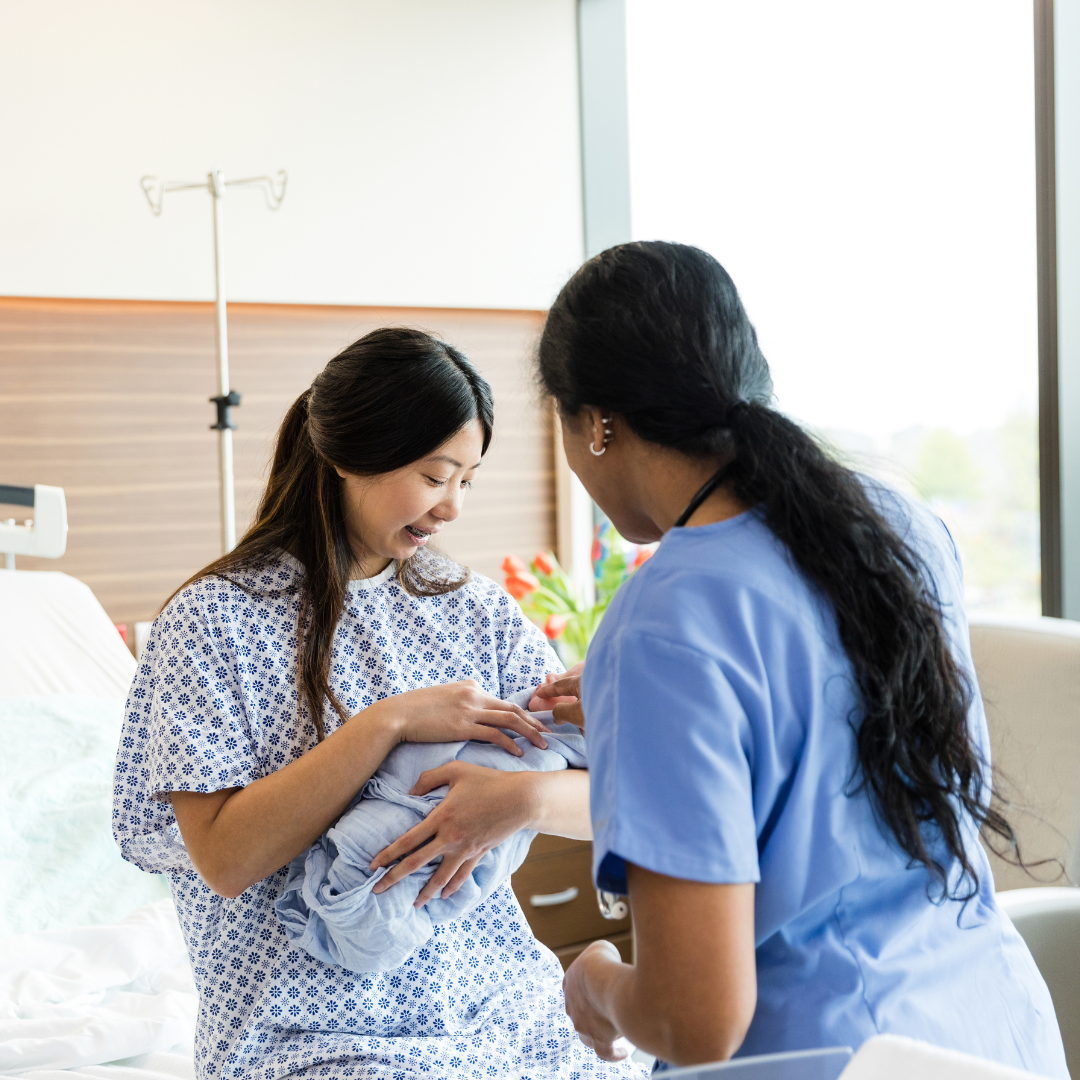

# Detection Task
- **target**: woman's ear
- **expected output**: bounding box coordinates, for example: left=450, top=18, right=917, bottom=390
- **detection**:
left=333, top=466, right=350, bottom=480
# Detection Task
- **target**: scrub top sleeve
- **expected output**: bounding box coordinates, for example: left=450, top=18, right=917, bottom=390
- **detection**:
left=593, top=630, right=760, bottom=891
left=143, top=585, right=260, bottom=800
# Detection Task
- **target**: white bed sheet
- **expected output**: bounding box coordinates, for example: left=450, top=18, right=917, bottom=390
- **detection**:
left=0, top=575, right=191, bottom=1079
left=0, top=571, right=136, bottom=699
left=0, top=901, right=196, bottom=1080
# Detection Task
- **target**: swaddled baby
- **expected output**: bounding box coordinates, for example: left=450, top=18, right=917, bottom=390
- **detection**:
left=275, top=687, right=585, bottom=973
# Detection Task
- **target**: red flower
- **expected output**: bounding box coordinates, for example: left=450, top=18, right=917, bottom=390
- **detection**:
left=591, top=538, right=602, bottom=566
left=502, top=554, right=528, bottom=576
left=532, top=551, right=556, bottom=576
left=544, top=613, right=568, bottom=640
left=505, top=571, right=540, bottom=600
left=632, top=547, right=654, bottom=569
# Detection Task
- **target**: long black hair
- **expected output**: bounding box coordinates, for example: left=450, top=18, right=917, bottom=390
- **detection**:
left=172, top=326, right=494, bottom=741
left=538, top=240, right=1018, bottom=899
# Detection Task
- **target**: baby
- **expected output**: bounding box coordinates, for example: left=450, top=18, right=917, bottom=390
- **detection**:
left=275, top=680, right=585, bottom=974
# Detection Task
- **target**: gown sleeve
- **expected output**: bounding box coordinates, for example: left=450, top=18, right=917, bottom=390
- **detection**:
left=142, top=579, right=263, bottom=800
left=489, top=581, right=564, bottom=699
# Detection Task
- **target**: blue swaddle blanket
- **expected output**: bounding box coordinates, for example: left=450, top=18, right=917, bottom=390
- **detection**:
left=275, top=689, right=586, bottom=973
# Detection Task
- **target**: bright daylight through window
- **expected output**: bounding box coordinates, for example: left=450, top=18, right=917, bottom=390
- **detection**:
left=626, top=0, right=1039, bottom=614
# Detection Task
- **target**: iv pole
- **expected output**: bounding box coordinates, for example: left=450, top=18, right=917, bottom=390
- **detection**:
left=140, top=169, right=287, bottom=553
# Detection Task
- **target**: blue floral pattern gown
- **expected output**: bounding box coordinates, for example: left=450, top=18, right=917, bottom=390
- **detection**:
left=112, top=554, right=644, bottom=1080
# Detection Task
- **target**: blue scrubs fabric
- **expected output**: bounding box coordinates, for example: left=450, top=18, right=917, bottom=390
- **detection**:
left=584, top=485, right=1067, bottom=1075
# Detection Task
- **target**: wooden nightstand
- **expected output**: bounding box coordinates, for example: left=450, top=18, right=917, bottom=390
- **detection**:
left=511, top=834, right=632, bottom=970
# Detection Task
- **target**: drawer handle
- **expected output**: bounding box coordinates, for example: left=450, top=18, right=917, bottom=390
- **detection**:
left=530, top=886, right=579, bottom=907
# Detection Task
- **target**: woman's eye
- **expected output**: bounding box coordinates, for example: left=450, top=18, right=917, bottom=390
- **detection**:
left=426, top=476, right=447, bottom=487
left=461, top=479, right=473, bottom=490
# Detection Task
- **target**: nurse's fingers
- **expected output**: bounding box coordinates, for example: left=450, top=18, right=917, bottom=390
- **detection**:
left=533, top=674, right=581, bottom=701
left=575, top=1034, right=629, bottom=1063
left=551, top=700, right=586, bottom=730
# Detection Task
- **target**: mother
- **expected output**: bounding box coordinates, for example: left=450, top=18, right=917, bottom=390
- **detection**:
left=535, top=242, right=1068, bottom=1074
left=113, top=328, right=643, bottom=1080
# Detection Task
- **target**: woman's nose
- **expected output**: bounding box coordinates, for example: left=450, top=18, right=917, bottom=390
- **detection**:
left=432, top=487, right=464, bottom=523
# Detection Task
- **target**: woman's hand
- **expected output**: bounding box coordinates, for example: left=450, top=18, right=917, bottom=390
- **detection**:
left=563, top=940, right=632, bottom=1061
left=370, top=761, right=538, bottom=904
left=379, top=678, right=548, bottom=756
left=532, top=662, right=586, bottom=729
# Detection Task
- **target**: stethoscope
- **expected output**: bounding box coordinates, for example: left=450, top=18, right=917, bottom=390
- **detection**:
left=595, top=458, right=738, bottom=922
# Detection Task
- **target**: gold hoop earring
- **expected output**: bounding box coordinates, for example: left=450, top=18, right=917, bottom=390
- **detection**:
left=589, top=417, right=614, bottom=457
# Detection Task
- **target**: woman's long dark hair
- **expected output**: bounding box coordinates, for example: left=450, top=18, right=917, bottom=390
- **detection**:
left=172, top=327, right=493, bottom=741
left=538, top=241, right=1018, bottom=900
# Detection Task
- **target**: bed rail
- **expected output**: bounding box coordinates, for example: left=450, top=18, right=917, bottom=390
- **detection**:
left=0, top=484, right=68, bottom=569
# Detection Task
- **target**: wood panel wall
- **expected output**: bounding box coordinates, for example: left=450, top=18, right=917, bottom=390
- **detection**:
left=0, top=297, right=554, bottom=632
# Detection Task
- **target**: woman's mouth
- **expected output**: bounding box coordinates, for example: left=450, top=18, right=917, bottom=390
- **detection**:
left=405, top=525, right=433, bottom=545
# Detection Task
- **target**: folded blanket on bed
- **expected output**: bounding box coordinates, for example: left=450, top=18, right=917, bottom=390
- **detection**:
left=274, top=690, right=586, bottom=973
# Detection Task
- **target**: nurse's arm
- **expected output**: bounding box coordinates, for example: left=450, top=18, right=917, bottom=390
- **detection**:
left=563, top=862, right=756, bottom=1066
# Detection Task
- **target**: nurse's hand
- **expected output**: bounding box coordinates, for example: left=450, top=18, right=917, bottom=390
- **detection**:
left=563, top=940, right=631, bottom=1061
left=369, top=763, right=592, bottom=904
left=369, top=761, right=537, bottom=904
left=532, top=662, right=586, bottom=729
left=529, top=663, right=584, bottom=712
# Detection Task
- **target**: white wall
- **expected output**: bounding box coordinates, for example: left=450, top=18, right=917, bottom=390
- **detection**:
left=0, top=0, right=583, bottom=309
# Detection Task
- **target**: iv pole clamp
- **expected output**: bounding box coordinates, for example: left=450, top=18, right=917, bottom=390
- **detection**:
left=139, top=168, right=287, bottom=554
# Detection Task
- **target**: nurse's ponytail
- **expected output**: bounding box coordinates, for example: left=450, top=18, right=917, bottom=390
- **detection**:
left=538, top=241, right=1019, bottom=900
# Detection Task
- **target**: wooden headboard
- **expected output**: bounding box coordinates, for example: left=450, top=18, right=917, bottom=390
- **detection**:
left=0, top=297, right=554, bottom=631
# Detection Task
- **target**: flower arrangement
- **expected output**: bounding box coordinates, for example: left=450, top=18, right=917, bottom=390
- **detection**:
left=502, top=521, right=655, bottom=665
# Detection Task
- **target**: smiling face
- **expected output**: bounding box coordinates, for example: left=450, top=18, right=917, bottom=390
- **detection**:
left=335, top=420, right=485, bottom=577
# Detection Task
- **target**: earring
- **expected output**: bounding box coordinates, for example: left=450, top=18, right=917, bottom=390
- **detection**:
left=589, top=417, right=614, bottom=457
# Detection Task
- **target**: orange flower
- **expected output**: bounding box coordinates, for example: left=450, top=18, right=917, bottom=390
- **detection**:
left=532, top=551, right=556, bottom=576
left=544, top=613, right=568, bottom=640
left=502, top=554, right=528, bottom=576
left=505, top=571, right=540, bottom=600
left=632, top=547, right=654, bottom=569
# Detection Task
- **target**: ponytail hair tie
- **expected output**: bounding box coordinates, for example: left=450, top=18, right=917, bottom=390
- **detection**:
left=724, top=398, right=751, bottom=426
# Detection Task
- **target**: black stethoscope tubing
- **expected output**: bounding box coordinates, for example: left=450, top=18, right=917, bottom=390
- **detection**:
left=673, top=460, right=737, bottom=529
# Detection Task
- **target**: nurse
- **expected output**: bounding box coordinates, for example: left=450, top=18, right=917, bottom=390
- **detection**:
left=533, top=242, right=1068, bottom=1074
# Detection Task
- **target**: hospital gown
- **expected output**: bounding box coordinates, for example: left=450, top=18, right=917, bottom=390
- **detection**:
left=112, top=554, right=643, bottom=1080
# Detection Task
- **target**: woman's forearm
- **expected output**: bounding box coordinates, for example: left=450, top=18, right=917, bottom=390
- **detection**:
left=171, top=703, right=402, bottom=897
left=527, top=768, right=592, bottom=840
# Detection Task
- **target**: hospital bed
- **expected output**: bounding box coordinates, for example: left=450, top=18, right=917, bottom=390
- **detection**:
left=0, top=484, right=196, bottom=1080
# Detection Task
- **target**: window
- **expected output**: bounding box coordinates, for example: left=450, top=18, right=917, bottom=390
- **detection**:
left=625, top=0, right=1039, bottom=613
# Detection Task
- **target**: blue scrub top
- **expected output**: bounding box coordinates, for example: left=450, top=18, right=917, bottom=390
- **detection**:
left=583, top=482, right=1067, bottom=1074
